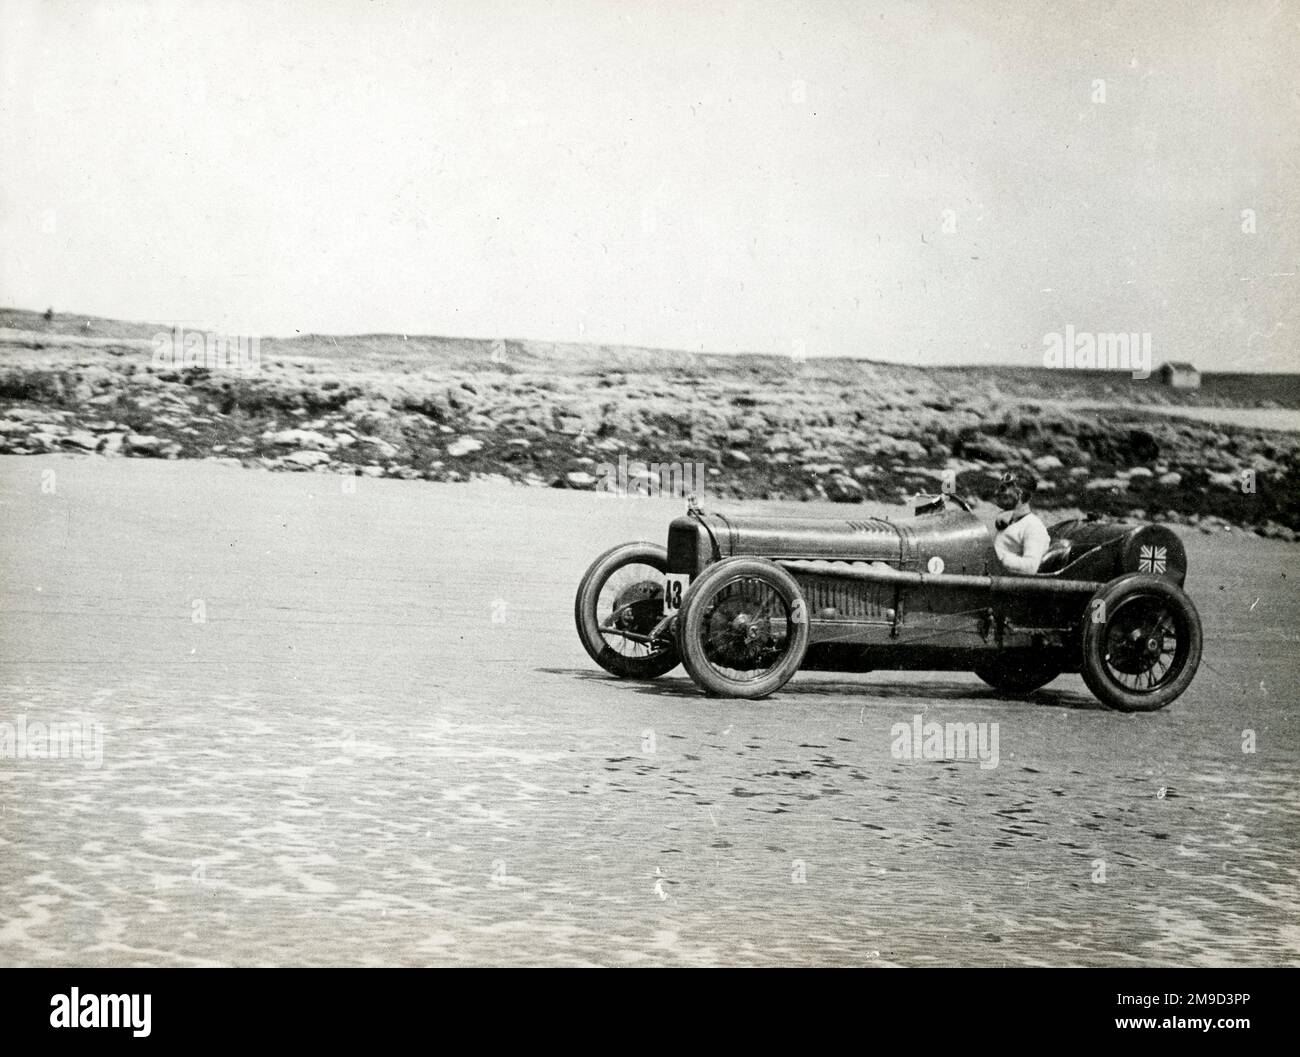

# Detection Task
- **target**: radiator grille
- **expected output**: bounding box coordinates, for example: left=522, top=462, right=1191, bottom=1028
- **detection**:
left=667, top=522, right=702, bottom=575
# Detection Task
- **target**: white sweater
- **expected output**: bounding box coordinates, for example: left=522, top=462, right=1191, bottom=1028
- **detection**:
left=995, top=509, right=1050, bottom=574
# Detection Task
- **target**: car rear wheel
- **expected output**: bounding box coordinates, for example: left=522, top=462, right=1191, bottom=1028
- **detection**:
left=676, top=557, right=809, bottom=699
left=574, top=542, right=680, bottom=679
left=1080, top=574, right=1202, bottom=712
left=973, top=656, right=1060, bottom=694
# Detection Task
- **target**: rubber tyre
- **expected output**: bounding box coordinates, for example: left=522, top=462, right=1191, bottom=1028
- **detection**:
left=574, top=542, right=680, bottom=679
left=1080, top=574, right=1202, bottom=712
left=677, top=557, right=809, bottom=699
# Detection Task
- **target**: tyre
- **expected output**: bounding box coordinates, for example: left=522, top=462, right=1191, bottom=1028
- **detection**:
left=676, top=557, right=810, bottom=699
left=973, top=656, right=1060, bottom=694
left=1080, top=574, right=1202, bottom=712
left=574, top=542, right=680, bottom=679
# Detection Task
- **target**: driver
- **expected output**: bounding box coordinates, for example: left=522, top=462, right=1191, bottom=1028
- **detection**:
left=992, top=471, right=1050, bottom=574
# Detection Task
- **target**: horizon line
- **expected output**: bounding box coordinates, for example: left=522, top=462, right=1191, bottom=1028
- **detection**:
left=2, top=303, right=1295, bottom=376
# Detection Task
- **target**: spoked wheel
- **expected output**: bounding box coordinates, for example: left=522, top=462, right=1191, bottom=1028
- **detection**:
left=574, top=542, right=680, bottom=679
left=677, top=557, right=809, bottom=699
left=973, top=654, right=1061, bottom=695
left=1081, top=574, right=1202, bottom=712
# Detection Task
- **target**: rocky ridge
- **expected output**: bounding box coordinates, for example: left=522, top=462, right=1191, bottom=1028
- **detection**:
left=1, top=320, right=1296, bottom=540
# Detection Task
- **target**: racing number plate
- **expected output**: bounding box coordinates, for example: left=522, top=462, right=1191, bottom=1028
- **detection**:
left=663, top=574, right=689, bottom=614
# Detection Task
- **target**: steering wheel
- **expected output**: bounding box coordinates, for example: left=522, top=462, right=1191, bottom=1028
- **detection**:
left=946, top=491, right=975, bottom=513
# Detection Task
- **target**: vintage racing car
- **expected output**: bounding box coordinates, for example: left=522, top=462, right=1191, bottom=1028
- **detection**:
left=575, top=495, right=1202, bottom=711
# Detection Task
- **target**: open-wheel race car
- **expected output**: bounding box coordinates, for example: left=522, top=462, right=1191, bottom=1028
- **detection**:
left=575, top=495, right=1203, bottom=711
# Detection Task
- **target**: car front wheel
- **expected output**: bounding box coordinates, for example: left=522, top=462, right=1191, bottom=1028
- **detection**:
left=574, top=542, right=680, bottom=679
left=676, top=557, right=809, bottom=699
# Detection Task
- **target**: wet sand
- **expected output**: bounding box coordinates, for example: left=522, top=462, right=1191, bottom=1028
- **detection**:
left=1, top=455, right=1297, bottom=966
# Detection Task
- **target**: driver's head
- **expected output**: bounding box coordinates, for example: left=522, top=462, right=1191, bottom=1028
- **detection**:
left=994, top=470, right=1037, bottom=511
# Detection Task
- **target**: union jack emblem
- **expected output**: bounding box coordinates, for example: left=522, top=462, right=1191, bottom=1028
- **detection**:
left=1139, top=544, right=1167, bottom=574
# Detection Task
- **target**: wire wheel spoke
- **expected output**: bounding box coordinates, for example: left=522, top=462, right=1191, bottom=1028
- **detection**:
left=597, top=562, right=666, bottom=659
left=1103, top=595, right=1184, bottom=692
left=700, top=577, right=791, bottom=681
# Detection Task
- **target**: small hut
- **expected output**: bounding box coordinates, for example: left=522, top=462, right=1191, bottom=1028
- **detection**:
left=1156, top=362, right=1200, bottom=389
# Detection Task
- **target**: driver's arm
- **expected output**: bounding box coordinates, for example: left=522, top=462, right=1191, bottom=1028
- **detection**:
left=996, top=518, right=1051, bottom=574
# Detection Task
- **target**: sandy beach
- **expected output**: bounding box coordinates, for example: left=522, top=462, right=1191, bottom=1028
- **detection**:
left=1, top=454, right=1296, bottom=966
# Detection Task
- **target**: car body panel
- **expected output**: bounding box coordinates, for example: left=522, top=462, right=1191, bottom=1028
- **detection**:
left=663, top=497, right=1189, bottom=671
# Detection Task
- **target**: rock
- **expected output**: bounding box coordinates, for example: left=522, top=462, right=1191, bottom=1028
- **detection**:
left=1033, top=454, right=1063, bottom=472
left=27, top=432, right=61, bottom=452
left=1158, top=472, right=1182, bottom=487
left=1257, top=521, right=1298, bottom=542
left=61, top=431, right=100, bottom=451
left=125, top=433, right=166, bottom=455
left=281, top=450, right=331, bottom=468
left=563, top=471, right=599, bottom=489
left=870, top=437, right=929, bottom=461
left=824, top=474, right=864, bottom=503
left=959, top=436, right=1016, bottom=462
left=261, top=428, right=337, bottom=451
left=4, top=408, right=59, bottom=423
left=344, top=396, right=389, bottom=417
left=1085, top=477, right=1127, bottom=492
left=1127, top=466, right=1153, bottom=478
left=1126, top=428, right=1160, bottom=462
left=354, top=435, right=398, bottom=458
left=765, top=431, right=807, bottom=454
left=447, top=436, right=483, bottom=457
left=727, top=449, right=751, bottom=464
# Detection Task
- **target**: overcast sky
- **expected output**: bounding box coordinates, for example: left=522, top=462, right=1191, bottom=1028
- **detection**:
left=1, top=0, right=1296, bottom=368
